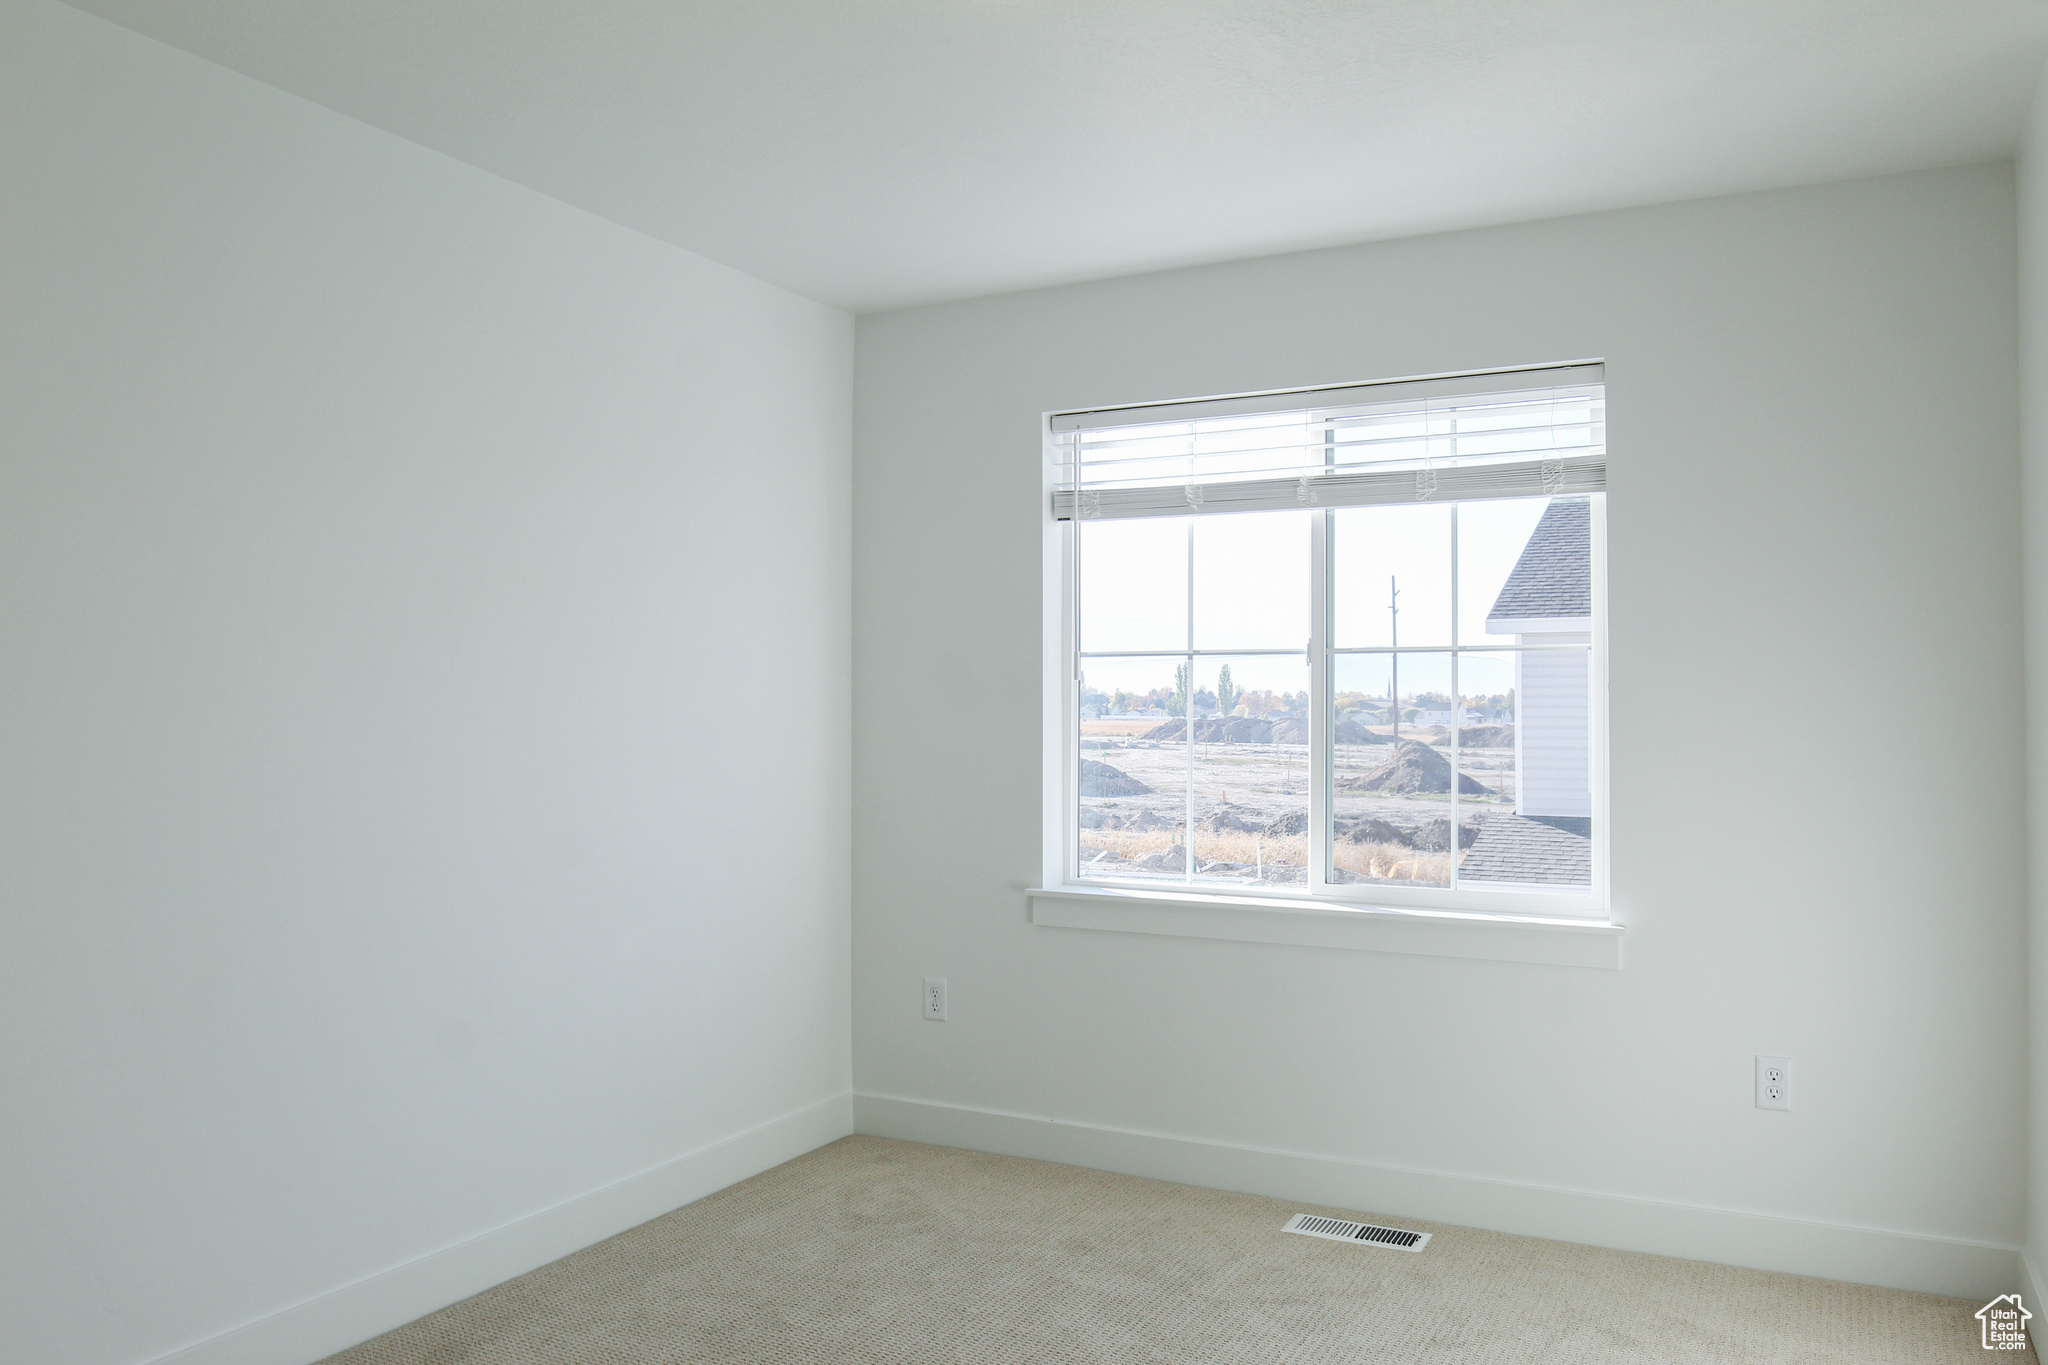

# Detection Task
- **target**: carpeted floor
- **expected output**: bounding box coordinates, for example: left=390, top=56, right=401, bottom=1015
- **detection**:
left=324, top=1136, right=2027, bottom=1364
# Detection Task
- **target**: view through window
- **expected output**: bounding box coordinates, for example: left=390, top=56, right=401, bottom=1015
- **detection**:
left=1056, top=366, right=1604, bottom=912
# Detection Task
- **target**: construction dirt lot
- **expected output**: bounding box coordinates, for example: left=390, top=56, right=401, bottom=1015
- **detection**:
left=1075, top=715, right=1527, bottom=888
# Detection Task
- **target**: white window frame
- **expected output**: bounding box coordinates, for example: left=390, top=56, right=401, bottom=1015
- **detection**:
left=1033, top=369, right=1618, bottom=964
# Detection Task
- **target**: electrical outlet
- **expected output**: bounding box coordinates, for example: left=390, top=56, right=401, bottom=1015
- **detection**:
left=923, top=978, right=947, bottom=1021
left=1756, top=1055, right=1792, bottom=1111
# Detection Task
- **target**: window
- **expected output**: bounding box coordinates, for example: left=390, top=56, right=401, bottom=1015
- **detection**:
left=1048, top=364, right=1606, bottom=919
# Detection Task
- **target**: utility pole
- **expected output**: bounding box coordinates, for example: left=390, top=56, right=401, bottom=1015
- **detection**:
left=1389, top=575, right=1400, bottom=745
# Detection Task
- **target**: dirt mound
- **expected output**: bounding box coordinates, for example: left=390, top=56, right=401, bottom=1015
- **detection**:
left=1260, top=810, right=1309, bottom=837
left=1142, top=715, right=1381, bottom=745
left=1339, top=817, right=1411, bottom=845
left=1337, top=740, right=1491, bottom=796
left=1264, top=717, right=1387, bottom=745
left=1337, top=814, right=1481, bottom=850
left=1460, top=724, right=1515, bottom=748
left=1140, top=717, right=1207, bottom=742
left=1081, top=805, right=1178, bottom=831
left=1409, top=818, right=1480, bottom=852
left=1079, top=760, right=1151, bottom=797
left=1140, top=716, right=1295, bottom=744
left=1197, top=808, right=1257, bottom=833
left=1133, top=713, right=1406, bottom=745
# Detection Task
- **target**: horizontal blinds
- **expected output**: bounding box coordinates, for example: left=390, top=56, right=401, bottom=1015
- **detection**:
left=1053, top=455, right=1605, bottom=519
left=1052, top=363, right=1604, bottom=521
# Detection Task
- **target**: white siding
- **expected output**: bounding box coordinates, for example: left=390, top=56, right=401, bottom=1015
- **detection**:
left=1513, top=633, right=1591, bottom=817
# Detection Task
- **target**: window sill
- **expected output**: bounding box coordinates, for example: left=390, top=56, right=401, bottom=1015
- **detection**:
left=1026, top=886, right=1622, bottom=969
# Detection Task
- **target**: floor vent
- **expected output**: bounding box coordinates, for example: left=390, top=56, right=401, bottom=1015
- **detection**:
left=1282, top=1212, right=1430, bottom=1251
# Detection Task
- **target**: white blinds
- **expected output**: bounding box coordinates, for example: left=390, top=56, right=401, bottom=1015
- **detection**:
left=1051, top=363, right=1604, bottom=521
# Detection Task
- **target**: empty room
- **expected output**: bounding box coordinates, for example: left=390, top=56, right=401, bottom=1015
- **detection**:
left=10, top=1, right=2048, bottom=1361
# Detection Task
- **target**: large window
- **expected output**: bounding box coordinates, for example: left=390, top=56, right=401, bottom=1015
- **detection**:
left=1050, top=364, right=1606, bottom=918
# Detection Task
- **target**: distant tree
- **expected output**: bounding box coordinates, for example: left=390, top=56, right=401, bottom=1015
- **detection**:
left=1215, top=665, right=1241, bottom=715
left=1111, top=688, right=1134, bottom=714
left=1168, top=663, right=1190, bottom=717
left=1240, top=688, right=1282, bottom=718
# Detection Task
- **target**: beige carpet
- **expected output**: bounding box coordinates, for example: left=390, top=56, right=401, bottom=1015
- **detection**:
left=324, top=1136, right=2026, bottom=1364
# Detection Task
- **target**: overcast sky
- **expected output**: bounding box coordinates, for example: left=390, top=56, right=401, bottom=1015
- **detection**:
left=1078, top=497, right=1564, bottom=703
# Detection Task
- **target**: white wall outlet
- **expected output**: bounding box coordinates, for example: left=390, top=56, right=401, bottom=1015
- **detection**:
left=922, top=977, right=947, bottom=1021
left=1756, top=1055, right=1792, bottom=1111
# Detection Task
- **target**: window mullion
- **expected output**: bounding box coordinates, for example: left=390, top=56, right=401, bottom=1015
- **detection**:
left=1184, top=519, right=1195, bottom=884
left=1064, top=436, right=1081, bottom=886
left=1063, top=517, right=1079, bottom=885
left=1590, top=493, right=1610, bottom=904
left=1449, top=503, right=1460, bottom=891
left=1309, top=507, right=1331, bottom=895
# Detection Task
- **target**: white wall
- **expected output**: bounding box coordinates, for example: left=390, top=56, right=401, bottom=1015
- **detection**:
left=852, top=163, right=2025, bottom=1297
left=0, top=5, right=853, bottom=1364
left=2019, top=61, right=2048, bottom=1318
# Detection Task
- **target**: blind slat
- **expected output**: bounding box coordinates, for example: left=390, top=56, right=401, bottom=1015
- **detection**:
left=1053, top=455, right=1603, bottom=520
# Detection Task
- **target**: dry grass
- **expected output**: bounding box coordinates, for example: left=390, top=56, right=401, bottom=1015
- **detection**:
left=1334, top=841, right=1451, bottom=883
left=1079, top=828, right=1308, bottom=870
left=1194, top=829, right=1306, bottom=868
left=1080, top=719, right=1163, bottom=737
left=1079, top=829, right=1170, bottom=862
left=1080, top=827, right=1451, bottom=883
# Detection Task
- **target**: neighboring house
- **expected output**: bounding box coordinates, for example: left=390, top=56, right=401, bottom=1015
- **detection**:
left=1460, top=497, right=1594, bottom=888
left=1484, top=497, right=1592, bottom=820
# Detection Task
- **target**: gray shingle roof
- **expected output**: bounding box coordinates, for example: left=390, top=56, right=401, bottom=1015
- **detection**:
left=1458, top=813, right=1591, bottom=886
left=1486, top=496, right=1590, bottom=624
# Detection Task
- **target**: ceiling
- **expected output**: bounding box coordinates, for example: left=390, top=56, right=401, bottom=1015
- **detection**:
left=63, top=0, right=2048, bottom=312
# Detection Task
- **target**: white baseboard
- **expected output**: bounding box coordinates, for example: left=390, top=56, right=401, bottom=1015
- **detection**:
left=147, top=1092, right=855, bottom=1365
left=855, top=1092, right=2017, bottom=1302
